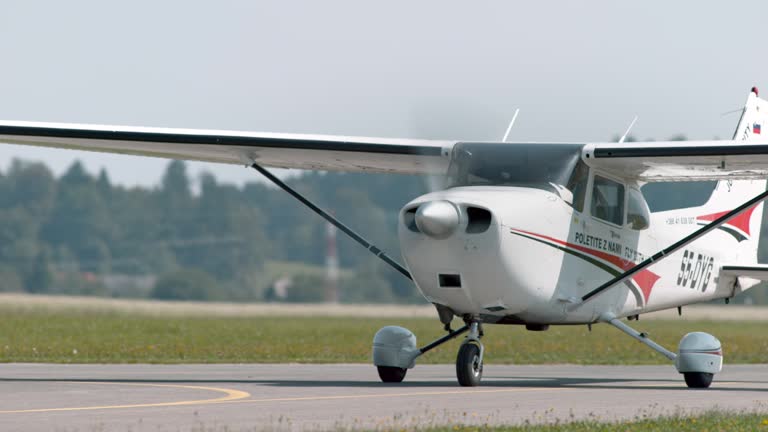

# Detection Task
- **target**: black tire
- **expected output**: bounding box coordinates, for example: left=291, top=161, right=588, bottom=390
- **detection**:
left=377, top=366, right=407, bottom=383
left=456, top=343, right=483, bottom=387
left=684, top=372, right=713, bottom=388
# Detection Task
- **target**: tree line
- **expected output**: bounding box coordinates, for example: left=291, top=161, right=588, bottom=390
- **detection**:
left=0, top=159, right=427, bottom=302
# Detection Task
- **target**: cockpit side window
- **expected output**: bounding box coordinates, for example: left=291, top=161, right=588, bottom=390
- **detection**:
left=565, top=161, right=589, bottom=213
left=627, top=188, right=650, bottom=230
left=590, top=175, right=625, bottom=225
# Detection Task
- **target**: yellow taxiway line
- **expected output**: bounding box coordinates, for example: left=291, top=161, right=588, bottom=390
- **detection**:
left=0, top=381, right=250, bottom=414
left=0, top=383, right=565, bottom=414
left=215, top=386, right=568, bottom=405
left=6, top=379, right=753, bottom=415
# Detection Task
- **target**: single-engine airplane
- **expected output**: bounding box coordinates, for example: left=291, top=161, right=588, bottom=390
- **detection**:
left=2, top=88, right=768, bottom=389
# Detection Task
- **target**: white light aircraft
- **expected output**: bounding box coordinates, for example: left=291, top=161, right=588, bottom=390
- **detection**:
left=2, top=88, right=768, bottom=389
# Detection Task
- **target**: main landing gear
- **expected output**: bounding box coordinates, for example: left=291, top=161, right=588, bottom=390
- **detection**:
left=372, top=319, right=484, bottom=386
left=601, top=313, right=722, bottom=389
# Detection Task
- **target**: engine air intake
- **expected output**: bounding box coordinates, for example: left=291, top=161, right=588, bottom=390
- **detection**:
left=403, top=207, right=420, bottom=232
left=466, top=206, right=492, bottom=233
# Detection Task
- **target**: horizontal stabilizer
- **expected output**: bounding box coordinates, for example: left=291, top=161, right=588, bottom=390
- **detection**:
left=720, top=264, right=768, bottom=280
left=715, top=264, right=768, bottom=298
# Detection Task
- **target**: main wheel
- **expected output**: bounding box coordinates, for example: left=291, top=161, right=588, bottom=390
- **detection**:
left=456, top=343, right=483, bottom=387
left=684, top=372, right=713, bottom=388
left=377, top=366, right=407, bottom=383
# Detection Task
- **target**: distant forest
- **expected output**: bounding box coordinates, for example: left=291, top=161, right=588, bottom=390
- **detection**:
left=1, top=140, right=767, bottom=304
left=0, top=159, right=428, bottom=303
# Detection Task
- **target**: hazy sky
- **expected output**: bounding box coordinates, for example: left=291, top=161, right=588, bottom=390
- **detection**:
left=1, top=1, right=767, bottom=187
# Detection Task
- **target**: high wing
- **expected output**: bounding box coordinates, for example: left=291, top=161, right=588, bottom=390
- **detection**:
left=0, top=120, right=455, bottom=175
left=583, top=139, right=768, bottom=182
left=584, top=88, right=768, bottom=182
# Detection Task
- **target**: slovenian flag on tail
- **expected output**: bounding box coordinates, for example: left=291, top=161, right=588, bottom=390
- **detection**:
left=754, top=123, right=762, bottom=134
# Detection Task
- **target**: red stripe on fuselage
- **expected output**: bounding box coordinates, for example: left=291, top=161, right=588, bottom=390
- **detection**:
left=696, top=205, right=757, bottom=238
left=511, top=228, right=660, bottom=303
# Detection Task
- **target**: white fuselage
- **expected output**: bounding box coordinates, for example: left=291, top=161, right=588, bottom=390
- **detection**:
left=398, top=178, right=765, bottom=325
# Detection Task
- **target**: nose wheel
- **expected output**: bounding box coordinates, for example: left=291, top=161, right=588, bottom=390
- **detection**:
left=456, top=321, right=484, bottom=387
left=456, top=343, right=483, bottom=386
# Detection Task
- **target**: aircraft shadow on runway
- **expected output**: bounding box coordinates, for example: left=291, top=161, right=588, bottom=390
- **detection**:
left=0, top=376, right=766, bottom=392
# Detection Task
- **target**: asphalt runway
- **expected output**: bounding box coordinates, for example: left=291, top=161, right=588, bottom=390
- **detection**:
left=0, top=364, right=767, bottom=431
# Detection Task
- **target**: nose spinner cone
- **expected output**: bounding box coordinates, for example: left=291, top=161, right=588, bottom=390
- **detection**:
left=415, top=200, right=460, bottom=239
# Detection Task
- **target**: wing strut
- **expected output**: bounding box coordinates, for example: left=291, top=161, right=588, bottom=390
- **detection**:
left=250, top=162, right=413, bottom=281
left=581, top=187, right=768, bottom=303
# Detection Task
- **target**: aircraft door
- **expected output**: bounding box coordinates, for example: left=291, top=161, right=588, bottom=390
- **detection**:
left=590, top=175, right=625, bottom=227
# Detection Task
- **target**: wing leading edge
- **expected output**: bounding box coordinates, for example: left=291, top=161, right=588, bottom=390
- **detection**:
left=0, top=120, right=455, bottom=175
left=585, top=88, right=768, bottom=182
left=583, top=140, right=768, bottom=182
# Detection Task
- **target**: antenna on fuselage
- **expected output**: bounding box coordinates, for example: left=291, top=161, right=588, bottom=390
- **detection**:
left=501, top=108, right=520, bottom=142
left=618, top=115, right=638, bottom=144
left=721, top=107, right=745, bottom=116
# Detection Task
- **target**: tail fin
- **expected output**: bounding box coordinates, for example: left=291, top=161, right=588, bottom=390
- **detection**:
left=733, top=87, right=768, bottom=141
left=705, top=87, right=768, bottom=262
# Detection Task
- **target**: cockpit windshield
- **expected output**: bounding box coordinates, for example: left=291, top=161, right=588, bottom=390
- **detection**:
left=447, top=143, right=583, bottom=187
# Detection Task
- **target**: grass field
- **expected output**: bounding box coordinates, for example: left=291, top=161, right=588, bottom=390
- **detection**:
left=188, top=411, right=768, bottom=431
left=416, top=411, right=768, bottom=432
left=1, top=302, right=768, bottom=364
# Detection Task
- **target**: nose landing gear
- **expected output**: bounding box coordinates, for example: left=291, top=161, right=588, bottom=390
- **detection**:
left=456, top=321, right=484, bottom=387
